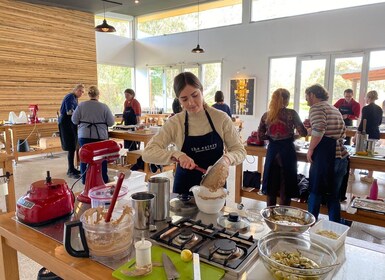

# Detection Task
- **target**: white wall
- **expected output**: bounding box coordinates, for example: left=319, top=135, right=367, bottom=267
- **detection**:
left=96, top=2, right=385, bottom=139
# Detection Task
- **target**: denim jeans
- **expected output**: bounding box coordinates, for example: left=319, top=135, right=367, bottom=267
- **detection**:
left=79, top=138, right=109, bottom=185
left=308, top=157, right=348, bottom=223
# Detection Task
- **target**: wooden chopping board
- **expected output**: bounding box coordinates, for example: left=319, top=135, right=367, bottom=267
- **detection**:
left=112, top=245, right=225, bottom=280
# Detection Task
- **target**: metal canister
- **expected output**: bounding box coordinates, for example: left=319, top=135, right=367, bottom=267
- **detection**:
left=355, top=132, right=368, bottom=152
left=131, top=192, right=155, bottom=229
left=148, top=177, right=170, bottom=221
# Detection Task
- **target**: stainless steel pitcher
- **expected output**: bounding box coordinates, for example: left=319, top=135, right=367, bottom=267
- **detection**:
left=148, top=177, right=170, bottom=221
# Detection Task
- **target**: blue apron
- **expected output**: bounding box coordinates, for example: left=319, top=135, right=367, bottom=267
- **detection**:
left=123, top=104, right=139, bottom=150
left=309, top=136, right=336, bottom=195
left=173, top=110, right=224, bottom=195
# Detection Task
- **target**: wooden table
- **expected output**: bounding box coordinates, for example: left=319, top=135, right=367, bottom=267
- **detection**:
left=8, top=123, right=62, bottom=162
left=235, top=145, right=385, bottom=227
left=109, top=129, right=155, bottom=178
left=1, top=211, right=385, bottom=280
left=0, top=212, right=115, bottom=280
left=0, top=154, right=15, bottom=213
left=345, top=128, right=385, bottom=139
left=0, top=126, right=12, bottom=155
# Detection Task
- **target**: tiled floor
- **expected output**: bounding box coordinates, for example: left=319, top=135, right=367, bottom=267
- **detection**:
left=2, top=151, right=385, bottom=279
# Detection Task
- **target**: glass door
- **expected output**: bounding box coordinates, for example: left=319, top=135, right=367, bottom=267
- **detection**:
left=295, top=56, right=329, bottom=120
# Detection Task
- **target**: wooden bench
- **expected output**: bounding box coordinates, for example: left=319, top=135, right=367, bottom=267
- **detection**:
left=8, top=123, right=63, bottom=162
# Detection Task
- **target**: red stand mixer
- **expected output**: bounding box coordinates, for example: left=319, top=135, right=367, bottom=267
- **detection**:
left=16, top=171, right=74, bottom=226
left=77, top=140, right=121, bottom=204
left=28, top=104, right=40, bottom=124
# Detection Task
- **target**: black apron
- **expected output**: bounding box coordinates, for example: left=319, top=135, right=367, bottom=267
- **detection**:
left=58, top=114, right=77, bottom=151
left=261, top=137, right=298, bottom=198
left=123, top=104, right=139, bottom=150
left=173, top=110, right=224, bottom=195
left=309, top=136, right=336, bottom=195
left=338, top=102, right=353, bottom=126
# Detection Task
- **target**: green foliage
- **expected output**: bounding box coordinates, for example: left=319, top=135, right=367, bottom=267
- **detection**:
left=97, top=64, right=133, bottom=114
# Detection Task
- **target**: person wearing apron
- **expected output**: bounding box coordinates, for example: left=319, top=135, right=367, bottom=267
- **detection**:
left=333, top=89, right=360, bottom=145
left=173, top=110, right=224, bottom=195
left=305, top=84, right=348, bottom=223
left=71, top=86, right=115, bottom=184
left=142, top=72, right=246, bottom=200
left=58, top=84, right=84, bottom=179
left=122, top=89, right=141, bottom=150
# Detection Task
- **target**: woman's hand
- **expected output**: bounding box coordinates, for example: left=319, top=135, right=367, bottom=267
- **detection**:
left=177, top=154, right=196, bottom=170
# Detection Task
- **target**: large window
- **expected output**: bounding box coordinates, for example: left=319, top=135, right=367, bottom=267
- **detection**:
left=137, top=0, right=242, bottom=38
left=97, top=64, right=134, bottom=114
left=147, top=62, right=222, bottom=112
left=368, top=50, right=385, bottom=107
left=268, top=49, right=385, bottom=122
left=252, top=0, right=385, bottom=22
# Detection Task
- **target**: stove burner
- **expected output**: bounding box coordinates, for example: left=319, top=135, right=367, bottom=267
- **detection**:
left=172, top=228, right=200, bottom=248
left=215, top=239, right=236, bottom=255
left=179, top=228, right=193, bottom=240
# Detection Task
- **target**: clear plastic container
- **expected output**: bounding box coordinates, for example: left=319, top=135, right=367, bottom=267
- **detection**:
left=89, top=185, right=129, bottom=209
left=309, top=219, right=349, bottom=250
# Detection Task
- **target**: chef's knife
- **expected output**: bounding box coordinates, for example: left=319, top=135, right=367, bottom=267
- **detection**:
left=162, top=253, right=180, bottom=280
left=193, top=253, right=201, bottom=280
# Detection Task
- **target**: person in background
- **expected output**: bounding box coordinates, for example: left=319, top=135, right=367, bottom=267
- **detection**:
left=212, top=90, right=232, bottom=117
left=304, top=84, right=348, bottom=223
left=58, top=84, right=84, bottom=179
left=172, top=97, right=183, bottom=115
left=72, top=86, right=115, bottom=184
left=142, top=72, right=246, bottom=196
left=257, top=88, right=308, bottom=206
left=357, top=90, right=383, bottom=183
left=122, top=88, right=141, bottom=150
left=333, top=88, right=360, bottom=145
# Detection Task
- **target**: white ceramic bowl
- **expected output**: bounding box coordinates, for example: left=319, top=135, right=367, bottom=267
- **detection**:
left=190, top=185, right=228, bottom=214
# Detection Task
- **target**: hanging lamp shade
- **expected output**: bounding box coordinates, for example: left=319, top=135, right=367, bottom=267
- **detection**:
left=191, top=44, right=204, bottom=53
left=95, top=19, right=116, bottom=32
left=191, top=0, right=204, bottom=53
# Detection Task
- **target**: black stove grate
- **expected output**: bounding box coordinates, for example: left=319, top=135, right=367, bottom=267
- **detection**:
left=150, top=218, right=258, bottom=270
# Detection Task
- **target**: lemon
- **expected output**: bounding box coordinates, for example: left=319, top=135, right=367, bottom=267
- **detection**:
left=180, top=249, right=193, bottom=262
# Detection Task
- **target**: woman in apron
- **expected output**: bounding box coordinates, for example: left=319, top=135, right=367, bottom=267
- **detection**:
left=122, top=88, right=141, bottom=150
left=142, top=72, right=246, bottom=196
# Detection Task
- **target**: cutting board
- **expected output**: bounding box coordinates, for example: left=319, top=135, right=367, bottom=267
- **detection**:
left=112, top=245, right=225, bottom=280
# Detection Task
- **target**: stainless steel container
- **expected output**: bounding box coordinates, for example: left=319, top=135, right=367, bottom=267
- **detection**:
left=366, top=139, right=377, bottom=156
left=131, top=192, right=155, bottom=229
left=355, top=133, right=368, bottom=152
left=148, top=177, right=170, bottom=221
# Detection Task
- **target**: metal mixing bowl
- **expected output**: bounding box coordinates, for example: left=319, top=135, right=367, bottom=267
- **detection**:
left=261, top=206, right=316, bottom=233
left=258, top=232, right=338, bottom=280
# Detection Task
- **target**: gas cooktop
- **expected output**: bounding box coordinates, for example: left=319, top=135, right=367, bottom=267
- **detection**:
left=150, top=218, right=259, bottom=279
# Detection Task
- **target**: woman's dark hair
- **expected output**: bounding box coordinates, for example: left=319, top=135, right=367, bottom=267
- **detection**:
left=172, top=98, right=182, bottom=114
left=305, top=84, right=329, bottom=101
left=214, top=91, right=224, bottom=102
left=173, top=72, right=203, bottom=97
left=124, top=88, right=135, bottom=98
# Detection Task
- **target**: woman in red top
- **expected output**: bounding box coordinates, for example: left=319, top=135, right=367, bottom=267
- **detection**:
left=122, top=88, right=141, bottom=150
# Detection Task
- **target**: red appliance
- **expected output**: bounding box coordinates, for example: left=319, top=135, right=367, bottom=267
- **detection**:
left=28, top=104, right=40, bottom=124
left=16, top=171, right=74, bottom=226
left=77, top=140, right=121, bottom=204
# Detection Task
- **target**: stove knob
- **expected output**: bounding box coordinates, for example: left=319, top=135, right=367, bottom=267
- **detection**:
left=228, top=212, right=240, bottom=222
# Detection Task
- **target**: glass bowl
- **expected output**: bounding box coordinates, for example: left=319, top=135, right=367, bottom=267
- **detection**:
left=258, top=232, right=338, bottom=280
left=261, top=206, right=316, bottom=233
